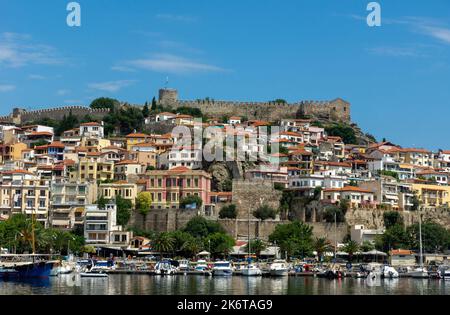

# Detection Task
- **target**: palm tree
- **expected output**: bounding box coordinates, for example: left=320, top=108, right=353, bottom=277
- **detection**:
left=152, top=233, right=175, bottom=258
left=181, top=236, right=203, bottom=258
left=314, top=237, right=332, bottom=262
left=342, top=240, right=360, bottom=262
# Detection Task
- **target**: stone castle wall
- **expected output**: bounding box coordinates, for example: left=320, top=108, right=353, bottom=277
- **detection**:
left=159, top=88, right=351, bottom=123
left=0, top=106, right=111, bottom=125
left=219, top=219, right=348, bottom=243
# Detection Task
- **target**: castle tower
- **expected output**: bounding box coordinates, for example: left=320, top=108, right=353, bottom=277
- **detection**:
left=158, top=88, right=178, bottom=106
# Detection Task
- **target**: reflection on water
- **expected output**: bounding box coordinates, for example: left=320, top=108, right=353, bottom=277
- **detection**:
left=0, top=275, right=449, bottom=295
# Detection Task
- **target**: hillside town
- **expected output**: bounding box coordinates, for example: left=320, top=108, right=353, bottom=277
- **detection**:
left=0, top=88, right=449, bottom=276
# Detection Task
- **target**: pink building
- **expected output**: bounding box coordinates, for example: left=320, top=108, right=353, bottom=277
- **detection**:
left=144, top=166, right=212, bottom=210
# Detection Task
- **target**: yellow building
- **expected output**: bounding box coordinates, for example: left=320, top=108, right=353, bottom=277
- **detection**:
left=0, top=142, right=27, bottom=163
left=70, top=158, right=114, bottom=183
left=411, top=183, right=450, bottom=207
left=125, top=133, right=149, bottom=151
left=99, top=181, right=137, bottom=205
left=0, top=170, right=51, bottom=227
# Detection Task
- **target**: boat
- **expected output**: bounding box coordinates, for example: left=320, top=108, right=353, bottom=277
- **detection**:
left=382, top=266, right=399, bottom=279
left=0, top=254, right=56, bottom=278
left=440, top=269, right=450, bottom=280
left=194, top=260, right=208, bottom=271
left=269, top=260, right=289, bottom=277
left=409, top=267, right=429, bottom=279
left=178, top=259, right=190, bottom=271
left=212, top=261, right=233, bottom=276
left=154, top=259, right=178, bottom=275
left=80, top=268, right=109, bottom=278
left=241, top=263, right=262, bottom=276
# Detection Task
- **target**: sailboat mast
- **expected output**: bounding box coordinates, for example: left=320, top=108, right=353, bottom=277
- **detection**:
left=31, top=210, right=36, bottom=255
left=248, top=203, right=251, bottom=258
left=334, top=212, right=337, bottom=261
left=418, top=208, right=423, bottom=268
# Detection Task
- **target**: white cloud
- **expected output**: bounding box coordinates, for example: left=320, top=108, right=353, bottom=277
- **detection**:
left=111, top=65, right=137, bottom=73
left=367, top=46, right=423, bottom=57
left=0, top=84, right=16, bottom=92
left=57, top=89, right=71, bottom=96
left=0, top=32, right=64, bottom=67
left=156, top=14, right=196, bottom=23
left=126, top=53, right=227, bottom=74
left=28, top=74, right=46, bottom=80
left=88, top=80, right=136, bottom=93
left=419, top=25, right=450, bottom=45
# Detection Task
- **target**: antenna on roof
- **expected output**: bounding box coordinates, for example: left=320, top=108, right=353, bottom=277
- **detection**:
left=165, top=76, right=169, bottom=89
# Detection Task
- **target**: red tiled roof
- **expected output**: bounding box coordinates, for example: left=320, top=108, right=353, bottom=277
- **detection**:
left=323, top=186, right=373, bottom=194
left=80, top=122, right=102, bottom=127
left=126, top=133, right=148, bottom=138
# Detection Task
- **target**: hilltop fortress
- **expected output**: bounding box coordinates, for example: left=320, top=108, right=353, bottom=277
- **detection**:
left=158, top=88, right=351, bottom=123
left=0, top=88, right=351, bottom=125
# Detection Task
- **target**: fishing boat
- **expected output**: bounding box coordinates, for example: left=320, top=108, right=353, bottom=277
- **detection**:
left=409, top=267, right=429, bottom=279
left=212, top=261, right=233, bottom=276
left=440, top=269, right=450, bottom=280
left=269, top=260, right=289, bottom=277
left=241, top=263, right=262, bottom=276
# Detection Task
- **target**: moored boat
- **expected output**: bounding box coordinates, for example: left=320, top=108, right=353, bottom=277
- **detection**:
left=212, top=261, right=233, bottom=276
left=269, top=260, right=289, bottom=277
left=241, top=263, right=262, bottom=276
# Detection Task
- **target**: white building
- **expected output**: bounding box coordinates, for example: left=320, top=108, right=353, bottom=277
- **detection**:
left=84, top=203, right=122, bottom=244
left=351, top=225, right=385, bottom=245
left=80, top=122, right=104, bottom=139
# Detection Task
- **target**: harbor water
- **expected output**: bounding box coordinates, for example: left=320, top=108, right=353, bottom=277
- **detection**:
left=1, top=275, right=449, bottom=295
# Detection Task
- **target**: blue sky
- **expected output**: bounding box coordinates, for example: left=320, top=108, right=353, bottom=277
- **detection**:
left=1, top=0, right=450, bottom=150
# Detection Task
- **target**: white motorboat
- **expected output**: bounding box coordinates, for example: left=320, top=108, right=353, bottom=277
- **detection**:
left=383, top=266, right=399, bottom=279
left=194, top=259, right=208, bottom=271
left=269, top=260, right=289, bottom=277
left=212, top=261, right=233, bottom=276
left=241, top=263, right=262, bottom=276
left=80, top=267, right=108, bottom=278
left=154, top=259, right=178, bottom=275
left=178, top=259, right=190, bottom=271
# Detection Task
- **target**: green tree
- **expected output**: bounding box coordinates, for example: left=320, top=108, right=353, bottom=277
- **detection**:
left=136, top=192, right=152, bottom=223
left=90, top=97, right=119, bottom=110
left=151, top=97, right=157, bottom=111
left=314, top=237, right=332, bottom=262
left=180, top=195, right=203, bottom=209
left=253, top=205, right=277, bottom=221
left=56, top=111, right=79, bottom=135
left=322, top=205, right=346, bottom=223
left=205, top=232, right=235, bottom=257
left=375, top=224, right=412, bottom=252
left=383, top=211, right=404, bottom=229
left=96, top=195, right=107, bottom=209
left=115, top=195, right=132, bottom=227
left=360, top=241, right=375, bottom=252
left=183, top=216, right=225, bottom=238
left=342, top=240, right=360, bottom=261
left=142, top=102, right=150, bottom=118
left=269, top=221, right=314, bottom=259
left=218, top=204, right=237, bottom=219
left=244, top=239, right=267, bottom=257
left=325, top=123, right=356, bottom=144
left=152, top=232, right=175, bottom=256
left=181, top=235, right=204, bottom=258
left=407, top=221, right=450, bottom=252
